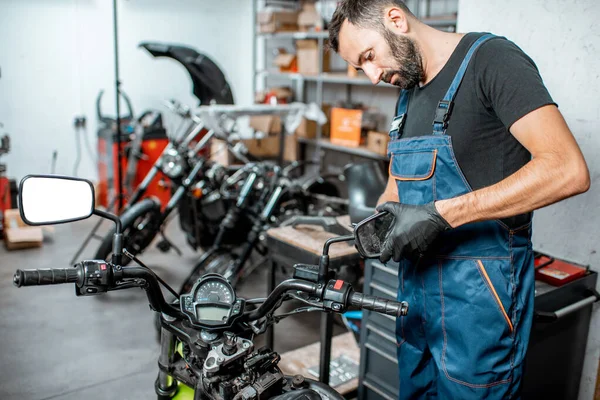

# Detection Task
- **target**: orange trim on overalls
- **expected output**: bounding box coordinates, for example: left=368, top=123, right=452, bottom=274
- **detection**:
left=389, top=150, right=438, bottom=181
left=477, top=260, right=514, bottom=333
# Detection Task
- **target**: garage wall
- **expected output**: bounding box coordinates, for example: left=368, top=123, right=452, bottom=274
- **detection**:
left=457, top=0, right=600, bottom=398
left=0, top=0, right=253, bottom=182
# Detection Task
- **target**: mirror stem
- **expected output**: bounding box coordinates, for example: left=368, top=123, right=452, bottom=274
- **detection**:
left=319, top=235, right=354, bottom=282
left=93, top=209, right=123, bottom=265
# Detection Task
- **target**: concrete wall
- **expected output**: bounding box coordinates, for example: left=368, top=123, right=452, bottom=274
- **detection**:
left=0, top=0, right=253, bottom=182
left=457, top=0, right=600, bottom=398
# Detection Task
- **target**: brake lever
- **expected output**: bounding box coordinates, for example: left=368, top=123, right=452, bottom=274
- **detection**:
left=109, top=281, right=144, bottom=291
left=272, top=306, right=324, bottom=322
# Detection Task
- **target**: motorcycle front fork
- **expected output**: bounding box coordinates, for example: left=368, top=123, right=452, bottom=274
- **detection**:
left=156, top=326, right=177, bottom=399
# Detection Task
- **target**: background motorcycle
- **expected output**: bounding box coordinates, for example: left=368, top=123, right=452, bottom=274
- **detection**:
left=179, top=159, right=348, bottom=292
left=14, top=174, right=406, bottom=400
left=92, top=115, right=239, bottom=265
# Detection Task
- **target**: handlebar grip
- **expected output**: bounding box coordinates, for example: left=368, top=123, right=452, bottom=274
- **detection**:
left=13, top=268, right=81, bottom=288
left=350, top=292, right=409, bottom=317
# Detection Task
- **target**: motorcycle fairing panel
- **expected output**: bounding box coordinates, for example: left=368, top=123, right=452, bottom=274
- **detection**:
left=139, top=42, right=235, bottom=106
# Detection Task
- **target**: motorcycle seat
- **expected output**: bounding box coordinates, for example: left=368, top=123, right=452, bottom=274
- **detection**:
left=344, top=162, right=387, bottom=224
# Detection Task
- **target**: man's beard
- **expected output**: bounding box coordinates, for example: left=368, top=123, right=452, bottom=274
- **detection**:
left=381, top=29, right=424, bottom=89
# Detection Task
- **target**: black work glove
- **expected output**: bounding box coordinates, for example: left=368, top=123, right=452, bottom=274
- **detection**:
left=377, top=202, right=452, bottom=263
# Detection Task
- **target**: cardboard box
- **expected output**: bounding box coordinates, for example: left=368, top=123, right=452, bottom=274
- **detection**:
left=5, top=209, right=27, bottom=229
left=298, top=2, right=323, bottom=31
left=3, top=209, right=43, bottom=250
left=295, top=103, right=332, bottom=139
left=330, top=107, right=363, bottom=147
left=347, top=64, right=358, bottom=78
left=249, top=115, right=282, bottom=135
left=243, top=134, right=297, bottom=162
left=273, top=53, right=298, bottom=73
left=367, top=131, right=390, bottom=155
left=295, top=118, right=317, bottom=139
left=296, top=40, right=330, bottom=75
left=210, top=138, right=235, bottom=167
left=258, top=11, right=299, bottom=33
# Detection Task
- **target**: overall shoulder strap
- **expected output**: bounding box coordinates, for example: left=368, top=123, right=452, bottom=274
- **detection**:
left=433, top=33, right=499, bottom=134
left=389, top=89, right=410, bottom=140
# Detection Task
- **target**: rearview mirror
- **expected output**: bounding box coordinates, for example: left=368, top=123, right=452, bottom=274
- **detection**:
left=19, top=175, right=95, bottom=225
left=354, top=211, right=395, bottom=259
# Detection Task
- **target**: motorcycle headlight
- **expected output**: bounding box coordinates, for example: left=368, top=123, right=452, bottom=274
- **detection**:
left=162, top=148, right=185, bottom=179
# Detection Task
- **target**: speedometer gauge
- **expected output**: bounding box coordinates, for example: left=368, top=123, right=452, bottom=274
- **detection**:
left=180, top=274, right=245, bottom=329
left=196, top=280, right=233, bottom=304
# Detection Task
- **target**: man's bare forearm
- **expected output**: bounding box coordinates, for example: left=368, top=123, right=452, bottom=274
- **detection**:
left=377, top=176, right=400, bottom=207
left=377, top=190, right=398, bottom=206
left=436, top=154, right=590, bottom=228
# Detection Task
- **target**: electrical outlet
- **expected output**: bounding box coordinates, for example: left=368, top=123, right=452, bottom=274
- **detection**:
left=73, top=116, right=87, bottom=128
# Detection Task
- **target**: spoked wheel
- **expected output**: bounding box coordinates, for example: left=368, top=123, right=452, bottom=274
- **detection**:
left=94, top=198, right=161, bottom=266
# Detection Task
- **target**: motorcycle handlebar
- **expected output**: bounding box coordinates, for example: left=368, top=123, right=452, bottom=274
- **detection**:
left=349, top=292, right=408, bottom=317
left=13, top=265, right=408, bottom=323
left=240, top=278, right=409, bottom=322
left=13, top=268, right=82, bottom=288
left=119, top=266, right=185, bottom=319
left=242, top=279, right=319, bottom=322
left=13, top=264, right=184, bottom=320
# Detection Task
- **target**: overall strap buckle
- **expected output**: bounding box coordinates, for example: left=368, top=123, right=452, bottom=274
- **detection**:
left=433, top=100, right=454, bottom=130
left=389, top=114, right=405, bottom=140
left=431, top=33, right=498, bottom=135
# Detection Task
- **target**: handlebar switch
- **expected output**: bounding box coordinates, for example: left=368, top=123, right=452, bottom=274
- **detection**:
left=322, top=279, right=352, bottom=313
left=75, top=260, right=111, bottom=297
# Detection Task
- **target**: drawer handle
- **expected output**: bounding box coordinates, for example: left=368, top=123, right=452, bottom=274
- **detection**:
left=362, top=380, right=396, bottom=400
left=535, top=290, right=599, bottom=322
left=373, top=263, right=399, bottom=277
left=369, top=282, right=397, bottom=299
left=366, top=323, right=396, bottom=344
left=365, top=343, right=398, bottom=364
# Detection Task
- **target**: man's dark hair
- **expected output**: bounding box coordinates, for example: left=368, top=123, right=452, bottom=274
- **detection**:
left=328, top=0, right=415, bottom=53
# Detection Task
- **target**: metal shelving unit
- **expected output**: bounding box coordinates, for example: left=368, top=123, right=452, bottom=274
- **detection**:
left=297, top=137, right=388, bottom=161
left=251, top=0, right=458, bottom=165
left=256, top=70, right=398, bottom=87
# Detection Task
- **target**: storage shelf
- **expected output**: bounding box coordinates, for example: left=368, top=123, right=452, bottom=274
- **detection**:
left=257, top=17, right=457, bottom=39
left=257, top=70, right=399, bottom=88
left=298, top=137, right=388, bottom=161
left=421, top=17, right=458, bottom=27
left=257, top=31, right=329, bottom=40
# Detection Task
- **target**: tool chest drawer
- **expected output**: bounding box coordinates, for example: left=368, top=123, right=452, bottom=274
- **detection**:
left=359, top=324, right=399, bottom=400
left=362, top=309, right=396, bottom=338
left=359, top=260, right=400, bottom=400
left=361, top=377, right=398, bottom=400
left=370, top=261, right=399, bottom=289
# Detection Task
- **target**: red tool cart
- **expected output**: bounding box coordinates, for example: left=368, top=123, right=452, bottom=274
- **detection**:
left=0, top=134, right=11, bottom=236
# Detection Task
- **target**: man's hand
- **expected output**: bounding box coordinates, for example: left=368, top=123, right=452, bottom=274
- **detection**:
left=377, top=202, right=451, bottom=263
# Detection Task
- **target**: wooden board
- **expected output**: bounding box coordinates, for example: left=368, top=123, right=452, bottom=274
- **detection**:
left=335, top=215, right=352, bottom=230
left=595, top=355, right=600, bottom=400
left=266, top=225, right=357, bottom=258
left=279, top=332, right=360, bottom=395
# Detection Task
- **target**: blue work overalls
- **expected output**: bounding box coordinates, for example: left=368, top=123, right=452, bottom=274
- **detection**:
left=387, top=34, right=535, bottom=399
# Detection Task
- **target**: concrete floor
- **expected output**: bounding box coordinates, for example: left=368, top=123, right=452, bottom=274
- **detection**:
left=0, top=217, right=345, bottom=400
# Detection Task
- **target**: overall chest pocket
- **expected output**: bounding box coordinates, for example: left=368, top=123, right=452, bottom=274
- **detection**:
left=389, top=150, right=437, bottom=204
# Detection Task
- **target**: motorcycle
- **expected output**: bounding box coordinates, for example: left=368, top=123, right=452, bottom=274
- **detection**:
left=179, top=159, right=348, bottom=291
left=14, top=174, right=405, bottom=400
left=91, top=111, right=245, bottom=265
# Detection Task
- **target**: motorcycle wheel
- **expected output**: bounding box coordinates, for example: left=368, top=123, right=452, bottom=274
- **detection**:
left=94, top=198, right=161, bottom=266
left=179, top=250, right=239, bottom=294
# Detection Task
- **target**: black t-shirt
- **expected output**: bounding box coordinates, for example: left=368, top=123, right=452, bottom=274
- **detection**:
left=394, top=32, right=556, bottom=229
